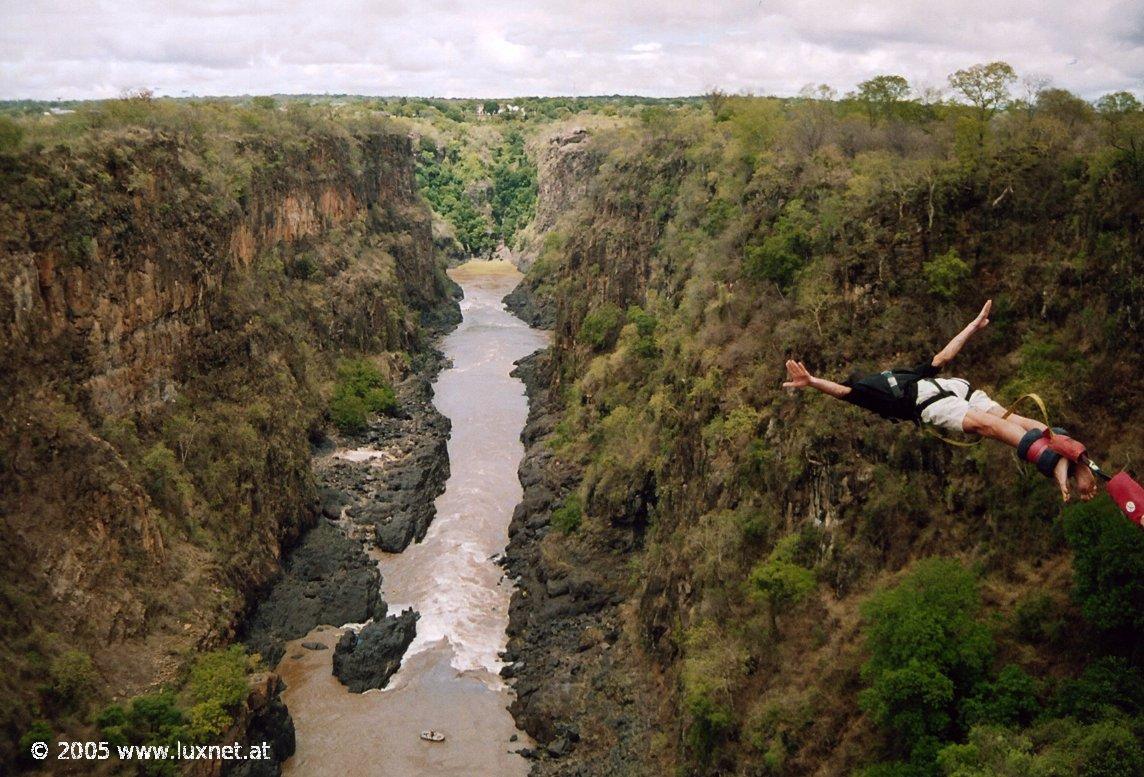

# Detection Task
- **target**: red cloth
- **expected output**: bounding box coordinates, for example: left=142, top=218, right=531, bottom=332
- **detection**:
left=1108, top=472, right=1144, bottom=527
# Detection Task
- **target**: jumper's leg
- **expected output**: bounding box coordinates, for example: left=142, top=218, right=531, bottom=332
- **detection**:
left=963, top=409, right=1029, bottom=447
left=1051, top=457, right=1072, bottom=503
left=964, top=409, right=1071, bottom=501
left=971, top=409, right=1098, bottom=502
left=987, top=407, right=1046, bottom=433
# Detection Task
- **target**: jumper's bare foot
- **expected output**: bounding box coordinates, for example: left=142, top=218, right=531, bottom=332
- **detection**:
left=1075, top=462, right=1098, bottom=502
left=1053, top=457, right=1071, bottom=502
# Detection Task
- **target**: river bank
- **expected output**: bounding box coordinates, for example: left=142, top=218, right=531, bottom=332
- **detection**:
left=499, top=294, right=666, bottom=775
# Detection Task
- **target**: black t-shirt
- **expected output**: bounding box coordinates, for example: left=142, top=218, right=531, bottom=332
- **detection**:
left=841, top=360, right=940, bottom=422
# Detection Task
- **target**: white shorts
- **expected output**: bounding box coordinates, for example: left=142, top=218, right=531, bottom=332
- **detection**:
left=916, top=377, right=1003, bottom=433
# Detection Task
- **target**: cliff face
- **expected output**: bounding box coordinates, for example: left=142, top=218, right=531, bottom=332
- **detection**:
left=0, top=125, right=454, bottom=758
left=506, top=108, right=1143, bottom=775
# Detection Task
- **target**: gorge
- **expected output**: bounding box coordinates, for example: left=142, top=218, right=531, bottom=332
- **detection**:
left=2, top=89, right=1142, bottom=776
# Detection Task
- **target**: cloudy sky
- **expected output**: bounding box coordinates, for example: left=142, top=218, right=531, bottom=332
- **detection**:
left=1, top=1, right=1140, bottom=101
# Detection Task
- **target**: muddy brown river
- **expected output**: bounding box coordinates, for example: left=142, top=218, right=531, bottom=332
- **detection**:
left=277, top=262, right=548, bottom=776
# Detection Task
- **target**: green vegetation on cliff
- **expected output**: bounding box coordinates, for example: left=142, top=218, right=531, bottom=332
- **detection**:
left=515, top=70, right=1142, bottom=775
left=0, top=96, right=455, bottom=764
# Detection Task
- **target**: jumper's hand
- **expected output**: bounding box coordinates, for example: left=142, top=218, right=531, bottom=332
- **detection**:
left=971, top=300, right=992, bottom=332
left=783, top=360, right=813, bottom=390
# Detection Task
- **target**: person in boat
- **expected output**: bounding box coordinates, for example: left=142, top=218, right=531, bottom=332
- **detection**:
left=782, top=300, right=1098, bottom=503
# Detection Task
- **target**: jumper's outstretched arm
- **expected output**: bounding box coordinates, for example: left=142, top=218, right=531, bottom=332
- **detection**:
left=932, top=300, right=992, bottom=368
left=783, top=360, right=852, bottom=399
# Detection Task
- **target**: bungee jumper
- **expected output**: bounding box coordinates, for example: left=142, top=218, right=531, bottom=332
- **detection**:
left=783, top=300, right=1143, bottom=525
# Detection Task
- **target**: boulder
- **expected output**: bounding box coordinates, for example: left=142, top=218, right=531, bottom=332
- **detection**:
left=332, top=609, right=419, bottom=692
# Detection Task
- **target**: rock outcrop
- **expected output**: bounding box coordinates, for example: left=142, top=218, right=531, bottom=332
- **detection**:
left=240, top=521, right=387, bottom=667
left=332, top=609, right=419, bottom=693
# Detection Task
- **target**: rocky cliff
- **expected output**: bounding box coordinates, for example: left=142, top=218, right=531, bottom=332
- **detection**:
left=0, top=118, right=456, bottom=764
left=503, top=103, right=1143, bottom=775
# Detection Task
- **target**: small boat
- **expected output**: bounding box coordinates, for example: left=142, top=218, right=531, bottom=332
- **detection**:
left=420, top=730, right=446, bottom=743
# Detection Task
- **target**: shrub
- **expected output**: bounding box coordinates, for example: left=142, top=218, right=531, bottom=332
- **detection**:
left=749, top=534, right=817, bottom=632
left=330, top=391, right=368, bottom=433
left=128, top=691, right=187, bottom=743
left=1051, top=656, right=1144, bottom=723
left=923, top=250, right=970, bottom=300
left=744, top=233, right=805, bottom=291
left=579, top=303, right=624, bottom=351
left=184, top=646, right=252, bottom=742
left=859, top=558, right=993, bottom=763
left=0, top=116, right=23, bottom=153
left=141, top=443, right=191, bottom=515
left=552, top=494, right=583, bottom=533
left=1013, top=593, right=1063, bottom=644
left=48, top=650, right=97, bottom=710
left=1062, top=497, right=1144, bottom=641
left=95, top=704, right=130, bottom=746
left=330, top=359, right=398, bottom=432
left=362, top=386, right=398, bottom=415
left=18, top=721, right=53, bottom=761
left=626, top=306, right=658, bottom=357
left=961, top=665, right=1041, bottom=728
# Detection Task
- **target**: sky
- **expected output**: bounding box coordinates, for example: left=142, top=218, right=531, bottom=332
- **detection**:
left=0, top=1, right=1140, bottom=101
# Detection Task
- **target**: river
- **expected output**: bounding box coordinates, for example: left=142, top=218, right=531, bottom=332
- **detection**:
left=276, top=262, right=548, bottom=776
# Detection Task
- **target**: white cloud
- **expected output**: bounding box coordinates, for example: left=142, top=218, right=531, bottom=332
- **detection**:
left=0, top=1, right=1139, bottom=99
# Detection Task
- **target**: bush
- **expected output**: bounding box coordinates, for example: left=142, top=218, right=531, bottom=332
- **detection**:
left=552, top=494, right=583, bottom=533
left=127, top=691, right=187, bottom=743
left=49, top=650, right=97, bottom=710
left=859, top=558, right=993, bottom=764
left=330, top=359, right=398, bottom=432
left=1062, top=497, right=1144, bottom=641
left=627, top=306, right=658, bottom=357
left=923, top=250, right=970, bottom=300
left=141, top=443, right=191, bottom=515
left=1013, top=593, right=1063, bottom=644
left=744, top=233, right=805, bottom=291
left=18, top=721, right=53, bottom=763
left=749, top=534, right=817, bottom=632
left=0, top=116, right=23, bottom=153
left=961, top=665, right=1040, bottom=728
left=95, top=704, right=130, bottom=746
left=330, top=391, right=368, bottom=433
left=183, top=646, right=252, bottom=742
left=579, top=303, right=624, bottom=351
left=1051, top=656, right=1144, bottom=722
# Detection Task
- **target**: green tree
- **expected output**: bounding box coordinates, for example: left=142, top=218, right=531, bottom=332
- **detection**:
left=749, top=534, right=817, bottom=633
left=923, top=250, right=971, bottom=300
left=948, top=61, right=1018, bottom=141
left=859, top=558, right=994, bottom=765
left=579, top=303, right=624, bottom=351
left=857, top=75, right=911, bottom=125
left=1062, top=498, right=1144, bottom=643
left=0, top=116, right=24, bottom=153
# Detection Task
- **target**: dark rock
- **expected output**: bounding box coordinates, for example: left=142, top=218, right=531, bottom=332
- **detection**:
left=332, top=609, right=419, bottom=692
left=240, top=521, right=386, bottom=666
left=509, top=734, right=519, bottom=742
left=223, top=674, right=295, bottom=777
left=503, top=282, right=555, bottom=329
left=301, top=641, right=327, bottom=651
left=547, top=736, right=570, bottom=757
left=318, top=487, right=350, bottom=520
